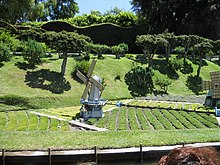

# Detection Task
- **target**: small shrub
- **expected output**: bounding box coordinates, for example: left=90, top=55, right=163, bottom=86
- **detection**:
left=22, top=39, right=46, bottom=66
left=154, top=74, right=172, bottom=93
left=168, top=57, right=183, bottom=70
left=72, top=60, right=90, bottom=80
left=0, top=43, right=11, bottom=62
left=125, top=53, right=134, bottom=60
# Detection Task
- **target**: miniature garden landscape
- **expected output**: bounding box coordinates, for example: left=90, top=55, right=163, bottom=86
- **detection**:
left=0, top=1, right=220, bottom=157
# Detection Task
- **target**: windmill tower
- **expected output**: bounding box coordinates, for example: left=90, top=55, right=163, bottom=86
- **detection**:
left=76, top=60, right=108, bottom=120
left=203, top=71, right=220, bottom=107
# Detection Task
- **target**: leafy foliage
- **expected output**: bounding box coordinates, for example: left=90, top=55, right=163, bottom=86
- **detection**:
left=125, top=64, right=154, bottom=97
left=22, top=39, right=46, bottom=66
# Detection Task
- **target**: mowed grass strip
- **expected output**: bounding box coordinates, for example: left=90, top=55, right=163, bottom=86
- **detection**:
left=26, top=113, right=39, bottom=131
left=136, top=108, right=151, bottom=130
left=0, top=129, right=220, bottom=150
left=5, top=111, right=17, bottom=131
left=117, top=107, right=128, bottom=130
left=16, top=111, right=29, bottom=131
left=0, top=112, right=7, bottom=130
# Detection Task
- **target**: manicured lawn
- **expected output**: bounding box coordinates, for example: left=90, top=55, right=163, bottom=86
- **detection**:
left=0, top=129, right=219, bottom=150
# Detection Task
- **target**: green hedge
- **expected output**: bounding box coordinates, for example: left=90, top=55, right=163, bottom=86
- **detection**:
left=41, top=21, right=149, bottom=53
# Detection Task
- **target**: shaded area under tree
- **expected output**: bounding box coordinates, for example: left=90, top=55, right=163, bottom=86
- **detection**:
left=25, top=69, right=71, bottom=94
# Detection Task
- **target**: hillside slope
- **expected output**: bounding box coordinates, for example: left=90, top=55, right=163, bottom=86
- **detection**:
left=0, top=54, right=219, bottom=109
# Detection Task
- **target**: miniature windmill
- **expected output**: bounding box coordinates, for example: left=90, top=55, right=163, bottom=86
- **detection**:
left=76, top=60, right=108, bottom=120
left=203, top=71, right=220, bottom=107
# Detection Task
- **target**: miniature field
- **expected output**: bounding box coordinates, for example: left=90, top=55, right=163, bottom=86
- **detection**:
left=0, top=55, right=220, bottom=150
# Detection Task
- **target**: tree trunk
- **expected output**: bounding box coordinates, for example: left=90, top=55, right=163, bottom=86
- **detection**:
left=197, top=56, right=203, bottom=77
left=60, top=52, right=68, bottom=75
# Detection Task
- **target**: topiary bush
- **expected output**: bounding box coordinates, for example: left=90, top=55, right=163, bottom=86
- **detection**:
left=22, top=39, right=46, bottom=66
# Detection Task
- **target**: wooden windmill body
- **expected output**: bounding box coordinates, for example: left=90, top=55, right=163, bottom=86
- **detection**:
left=203, top=71, right=220, bottom=107
left=76, top=60, right=108, bottom=120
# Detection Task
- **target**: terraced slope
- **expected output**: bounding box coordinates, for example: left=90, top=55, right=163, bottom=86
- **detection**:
left=0, top=111, right=69, bottom=131
left=89, top=107, right=218, bottom=131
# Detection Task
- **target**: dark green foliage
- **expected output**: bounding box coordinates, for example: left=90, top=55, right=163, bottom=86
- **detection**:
left=136, top=34, right=168, bottom=67
left=0, top=44, right=11, bottom=62
left=0, top=95, right=35, bottom=108
left=131, top=0, right=220, bottom=39
left=111, top=45, right=124, bottom=59
left=41, top=21, right=149, bottom=53
left=154, top=74, right=172, bottom=93
left=92, top=44, right=110, bottom=59
left=125, top=64, right=154, bottom=97
left=74, top=60, right=90, bottom=75
left=0, top=30, right=20, bottom=62
left=186, top=75, right=203, bottom=95
left=22, top=39, right=46, bottom=66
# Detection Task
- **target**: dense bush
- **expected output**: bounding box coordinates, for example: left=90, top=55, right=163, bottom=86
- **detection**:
left=65, top=11, right=138, bottom=27
left=154, top=74, right=172, bottom=93
left=22, top=39, right=46, bottom=66
left=0, top=44, right=11, bottom=62
left=41, top=21, right=149, bottom=53
left=73, top=60, right=90, bottom=75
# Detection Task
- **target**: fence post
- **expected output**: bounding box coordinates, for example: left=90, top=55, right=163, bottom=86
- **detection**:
left=48, top=148, right=51, bottom=165
left=140, top=144, right=143, bottom=163
left=2, top=149, right=5, bottom=165
left=94, top=146, right=98, bottom=165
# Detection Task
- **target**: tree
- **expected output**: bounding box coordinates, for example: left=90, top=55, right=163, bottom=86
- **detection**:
left=125, top=64, right=154, bottom=96
left=131, top=0, right=220, bottom=39
left=177, top=35, right=201, bottom=65
left=0, top=0, right=34, bottom=24
left=92, top=44, right=110, bottom=59
left=159, top=32, right=177, bottom=61
left=195, top=40, right=213, bottom=77
left=44, top=0, right=79, bottom=20
left=111, top=46, right=124, bottom=59
left=136, top=34, right=168, bottom=68
left=43, top=31, right=91, bottom=75
left=0, top=30, right=20, bottom=62
left=115, top=11, right=138, bottom=27
left=22, top=39, right=46, bottom=66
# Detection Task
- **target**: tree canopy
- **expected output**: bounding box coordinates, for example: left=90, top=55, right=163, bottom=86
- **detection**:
left=0, top=0, right=79, bottom=23
left=131, top=0, right=220, bottom=39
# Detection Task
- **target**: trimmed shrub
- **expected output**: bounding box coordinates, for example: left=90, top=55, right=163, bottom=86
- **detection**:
left=22, top=39, right=46, bottom=66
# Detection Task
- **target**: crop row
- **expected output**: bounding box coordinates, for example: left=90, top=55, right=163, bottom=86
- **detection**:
left=94, top=107, right=218, bottom=131
left=127, top=100, right=211, bottom=112
left=0, top=111, right=69, bottom=131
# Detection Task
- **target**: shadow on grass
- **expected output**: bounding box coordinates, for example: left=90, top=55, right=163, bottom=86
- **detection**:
left=15, top=62, right=36, bottom=70
left=180, top=61, right=193, bottom=74
left=153, top=59, right=179, bottom=80
left=25, top=69, right=71, bottom=94
left=186, top=75, right=203, bottom=95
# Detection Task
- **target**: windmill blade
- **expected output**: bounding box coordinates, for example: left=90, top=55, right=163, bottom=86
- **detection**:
left=76, top=70, right=87, bottom=83
left=82, top=83, right=90, bottom=99
left=90, top=77, right=104, bottom=91
left=87, top=60, right=96, bottom=78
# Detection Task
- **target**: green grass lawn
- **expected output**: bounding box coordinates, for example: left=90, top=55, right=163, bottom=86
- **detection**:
left=1, top=54, right=219, bottom=109
left=0, top=129, right=220, bottom=150
left=1, top=54, right=220, bottom=150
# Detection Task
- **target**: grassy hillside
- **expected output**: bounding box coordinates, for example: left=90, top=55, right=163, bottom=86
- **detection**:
left=0, top=54, right=220, bottom=109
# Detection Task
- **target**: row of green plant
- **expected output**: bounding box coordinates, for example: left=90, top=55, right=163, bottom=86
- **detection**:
left=89, top=107, right=218, bottom=130
left=127, top=100, right=209, bottom=112
left=0, top=111, right=69, bottom=131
